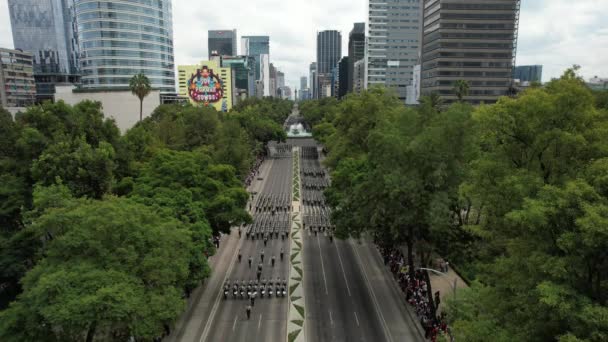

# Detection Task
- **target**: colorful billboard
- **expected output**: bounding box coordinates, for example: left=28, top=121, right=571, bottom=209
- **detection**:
left=187, top=65, right=224, bottom=106
left=178, top=60, right=233, bottom=112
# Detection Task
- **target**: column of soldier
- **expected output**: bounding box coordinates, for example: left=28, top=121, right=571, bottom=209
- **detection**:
left=300, top=146, right=334, bottom=241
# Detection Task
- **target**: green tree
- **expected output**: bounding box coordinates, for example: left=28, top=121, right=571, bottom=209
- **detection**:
left=0, top=195, right=196, bottom=341
left=129, top=73, right=152, bottom=122
left=453, top=80, right=470, bottom=102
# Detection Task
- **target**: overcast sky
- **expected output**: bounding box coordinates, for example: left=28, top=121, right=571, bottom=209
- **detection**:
left=0, top=0, right=606, bottom=92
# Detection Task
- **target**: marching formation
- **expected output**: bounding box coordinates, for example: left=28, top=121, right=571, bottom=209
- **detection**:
left=223, top=144, right=294, bottom=318
left=301, top=146, right=333, bottom=239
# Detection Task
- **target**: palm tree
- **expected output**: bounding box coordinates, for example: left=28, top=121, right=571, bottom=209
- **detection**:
left=129, top=73, right=151, bottom=122
left=453, top=79, right=470, bottom=102
left=420, top=92, right=444, bottom=112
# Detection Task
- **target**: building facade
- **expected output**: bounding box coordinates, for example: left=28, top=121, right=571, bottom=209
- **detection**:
left=73, top=0, right=175, bottom=93
left=208, top=30, right=237, bottom=57
left=221, top=55, right=255, bottom=98
left=353, top=59, right=366, bottom=94
left=241, top=36, right=270, bottom=81
left=8, top=0, right=80, bottom=102
left=366, top=0, right=422, bottom=101
left=338, top=56, right=350, bottom=99
left=513, top=65, right=542, bottom=83
left=0, top=48, right=37, bottom=108
left=178, top=60, right=233, bottom=112
left=316, top=30, right=342, bottom=98
left=309, top=62, right=317, bottom=99
left=260, top=54, right=270, bottom=96
left=348, top=23, right=365, bottom=92
left=300, top=76, right=308, bottom=92
left=420, top=0, right=521, bottom=104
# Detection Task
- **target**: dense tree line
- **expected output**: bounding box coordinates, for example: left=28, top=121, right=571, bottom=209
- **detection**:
left=0, top=98, right=292, bottom=341
left=302, top=70, right=608, bottom=341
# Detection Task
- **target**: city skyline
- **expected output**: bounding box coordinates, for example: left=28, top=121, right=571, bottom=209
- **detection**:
left=0, top=0, right=606, bottom=92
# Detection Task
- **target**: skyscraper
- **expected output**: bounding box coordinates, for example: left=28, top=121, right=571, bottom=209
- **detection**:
left=241, top=36, right=270, bottom=81
left=366, top=0, right=422, bottom=101
left=8, top=0, right=80, bottom=101
left=300, top=76, right=308, bottom=92
left=309, top=62, right=317, bottom=99
left=277, top=71, right=285, bottom=89
left=208, top=30, right=237, bottom=58
left=513, top=65, right=542, bottom=83
left=348, top=23, right=365, bottom=92
left=260, top=54, right=270, bottom=96
left=0, top=47, right=37, bottom=108
left=316, top=30, right=341, bottom=99
left=74, top=0, right=175, bottom=93
left=420, top=0, right=521, bottom=104
left=338, top=57, right=350, bottom=99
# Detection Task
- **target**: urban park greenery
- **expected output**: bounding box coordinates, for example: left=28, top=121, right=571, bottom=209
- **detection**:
left=300, top=69, right=608, bottom=342
left=0, top=98, right=292, bottom=341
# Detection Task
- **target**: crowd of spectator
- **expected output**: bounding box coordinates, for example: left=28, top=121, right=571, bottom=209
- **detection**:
left=245, top=155, right=265, bottom=187
left=379, top=246, right=452, bottom=342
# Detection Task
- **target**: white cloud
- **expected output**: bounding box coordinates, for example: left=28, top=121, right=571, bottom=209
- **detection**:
left=0, top=0, right=606, bottom=89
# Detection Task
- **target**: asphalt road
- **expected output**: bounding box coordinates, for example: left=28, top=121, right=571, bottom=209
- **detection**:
left=292, top=138, right=424, bottom=342
left=167, top=129, right=423, bottom=342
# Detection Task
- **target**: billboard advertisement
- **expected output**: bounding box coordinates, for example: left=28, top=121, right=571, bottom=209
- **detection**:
left=187, top=65, right=224, bottom=106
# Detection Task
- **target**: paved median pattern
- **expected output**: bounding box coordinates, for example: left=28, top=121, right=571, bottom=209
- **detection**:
left=287, top=147, right=306, bottom=342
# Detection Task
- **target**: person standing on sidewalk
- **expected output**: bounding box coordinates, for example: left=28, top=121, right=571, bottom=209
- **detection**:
left=246, top=305, right=252, bottom=320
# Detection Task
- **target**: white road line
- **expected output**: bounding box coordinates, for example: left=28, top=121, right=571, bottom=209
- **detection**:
left=317, top=234, right=329, bottom=295
left=232, top=316, right=237, bottom=332
left=329, top=310, right=334, bottom=326
left=258, top=313, right=263, bottom=331
left=334, top=241, right=352, bottom=297
left=354, top=311, right=360, bottom=327
left=199, top=232, right=245, bottom=342
left=352, top=239, right=394, bottom=342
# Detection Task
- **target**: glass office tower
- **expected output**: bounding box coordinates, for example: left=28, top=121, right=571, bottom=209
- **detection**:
left=74, top=0, right=175, bottom=92
left=316, top=30, right=341, bottom=99
left=241, top=36, right=270, bottom=81
left=209, top=30, right=237, bottom=58
left=8, top=0, right=81, bottom=101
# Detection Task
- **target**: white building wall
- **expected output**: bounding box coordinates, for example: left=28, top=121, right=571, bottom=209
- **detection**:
left=55, top=85, right=161, bottom=132
left=260, top=54, right=270, bottom=96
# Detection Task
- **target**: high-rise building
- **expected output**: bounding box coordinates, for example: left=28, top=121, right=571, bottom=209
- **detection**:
left=513, top=65, right=542, bottom=83
left=420, top=0, right=521, bottom=104
left=208, top=30, right=237, bottom=58
left=178, top=59, right=233, bottom=112
left=338, top=57, right=350, bottom=99
left=8, top=0, right=80, bottom=102
left=309, top=62, right=317, bottom=99
left=316, top=30, right=341, bottom=99
left=300, top=77, right=308, bottom=92
left=353, top=59, right=366, bottom=94
left=367, top=0, right=423, bottom=101
left=348, top=23, right=365, bottom=92
left=260, top=54, right=270, bottom=96
left=277, top=71, right=285, bottom=89
left=73, top=0, right=175, bottom=93
left=241, top=36, right=270, bottom=81
left=269, top=63, right=277, bottom=97
left=0, top=47, right=37, bottom=108
left=221, top=55, right=256, bottom=100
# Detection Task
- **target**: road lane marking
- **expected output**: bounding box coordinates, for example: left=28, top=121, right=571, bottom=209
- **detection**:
left=258, top=313, right=263, bottom=331
left=317, top=234, right=329, bottom=295
left=232, top=316, right=237, bottom=332
left=334, top=241, right=352, bottom=297
left=354, top=311, right=360, bottom=327
left=329, top=310, right=334, bottom=326
left=352, top=240, right=394, bottom=342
